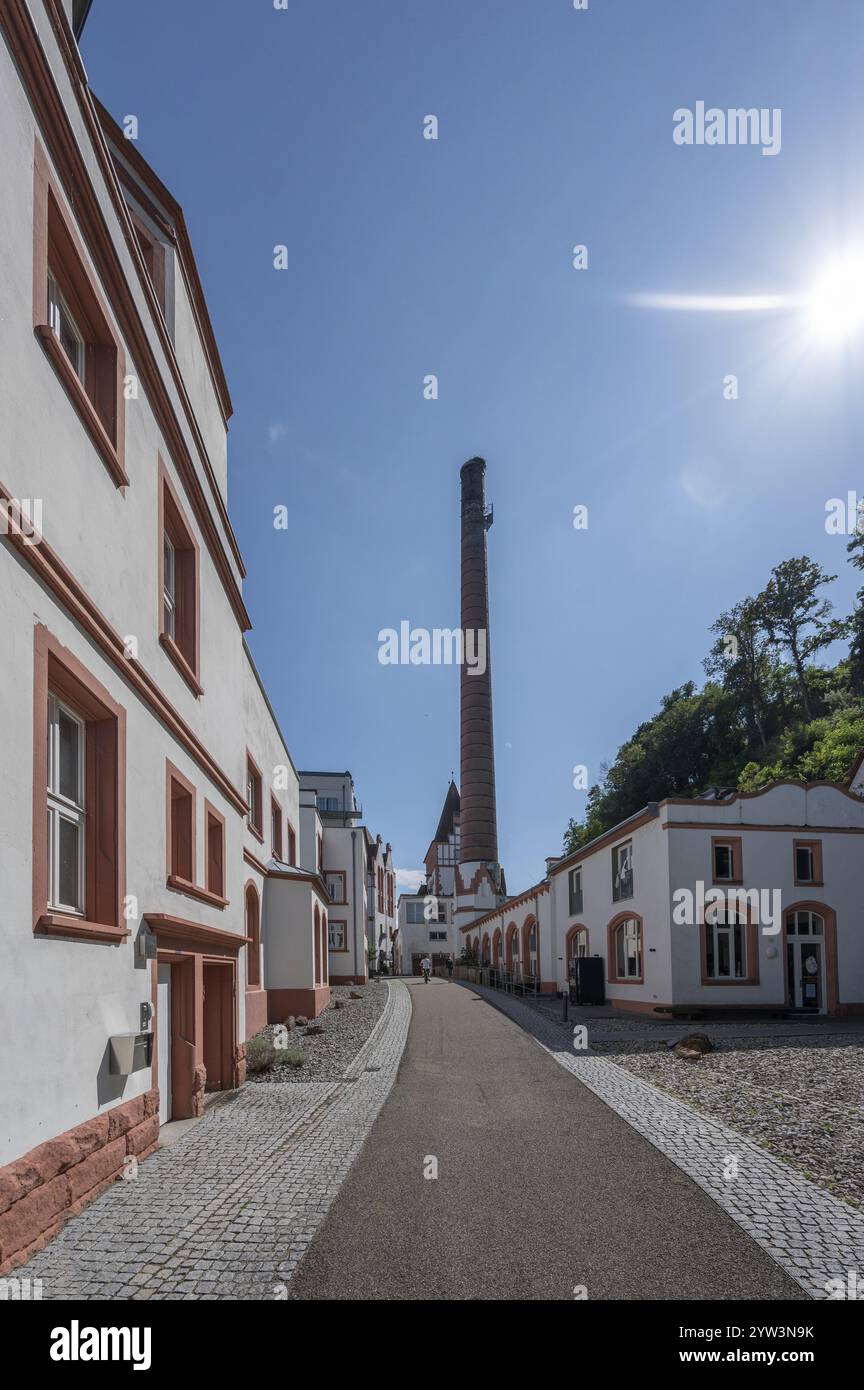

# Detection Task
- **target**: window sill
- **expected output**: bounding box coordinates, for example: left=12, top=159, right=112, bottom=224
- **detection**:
left=247, top=823, right=264, bottom=845
left=712, top=878, right=743, bottom=887
left=794, top=880, right=824, bottom=888
left=159, top=631, right=204, bottom=696
left=36, top=913, right=129, bottom=944
left=36, top=325, right=128, bottom=489
left=609, top=976, right=644, bottom=986
left=701, top=977, right=759, bottom=986
left=167, top=874, right=228, bottom=909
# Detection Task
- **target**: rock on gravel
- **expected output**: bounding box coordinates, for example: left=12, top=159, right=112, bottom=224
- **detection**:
left=248, top=981, right=388, bottom=1083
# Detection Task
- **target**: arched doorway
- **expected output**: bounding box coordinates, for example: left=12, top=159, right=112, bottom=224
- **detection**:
left=314, top=905, right=321, bottom=984
left=481, top=932, right=490, bottom=966
left=784, top=903, right=838, bottom=1014
left=506, top=922, right=518, bottom=972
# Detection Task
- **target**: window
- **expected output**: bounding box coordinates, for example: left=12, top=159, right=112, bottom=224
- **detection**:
left=429, top=930, right=447, bottom=942
left=287, top=822, right=296, bottom=865
left=33, top=144, right=126, bottom=486
left=317, top=796, right=340, bottom=812
left=47, top=694, right=86, bottom=914
left=271, top=797, right=283, bottom=859
left=47, top=271, right=85, bottom=384
left=158, top=463, right=201, bottom=692
left=168, top=767, right=194, bottom=884
left=377, top=865, right=384, bottom=913
left=317, top=835, right=323, bottom=873
left=406, top=900, right=426, bottom=924
left=705, top=905, right=746, bottom=979
left=129, top=210, right=167, bottom=317
left=611, top=842, right=633, bottom=901
left=246, top=754, right=263, bottom=840
left=325, top=871, right=346, bottom=904
left=567, top=927, right=588, bottom=972
left=711, top=837, right=741, bottom=884
left=35, top=626, right=126, bottom=943
left=329, top=920, right=347, bottom=951
left=568, top=866, right=583, bottom=916
left=794, top=841, right=822, bottom=885
left=245, top=884, right=261, bottom=987
left=787, top=909, right=824, bottom=937
left=612, top=916, right=642, bottom=980
left=206, top=804, right=225, bottom=899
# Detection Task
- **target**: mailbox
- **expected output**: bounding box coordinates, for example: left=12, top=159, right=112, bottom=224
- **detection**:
left=109, top=1032, right=153, bottom=1075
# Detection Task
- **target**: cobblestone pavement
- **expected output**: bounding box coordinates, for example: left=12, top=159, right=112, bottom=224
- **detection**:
left=15, top=981, right=411, bottom=1300
left=466, top=983, right=864, bottom=1300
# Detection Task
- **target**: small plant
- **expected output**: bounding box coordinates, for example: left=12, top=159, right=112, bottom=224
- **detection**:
left=276, top=1049, right=305, bottom=1070
left=246, top=1036, right=277, bottom=1074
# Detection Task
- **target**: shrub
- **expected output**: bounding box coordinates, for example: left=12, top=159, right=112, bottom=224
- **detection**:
left=276, top=1049, right=305, bottom=1070
left=246, top=1036, right=277, bottom=1074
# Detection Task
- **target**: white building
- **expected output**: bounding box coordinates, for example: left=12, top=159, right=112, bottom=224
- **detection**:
left=397, top=781, right=462, bottom=972
left=459, top=778, right=864, bottom=1017
left=0, top=0, right=370, bottom=1272
left=298, top=771, right=396, bottom=983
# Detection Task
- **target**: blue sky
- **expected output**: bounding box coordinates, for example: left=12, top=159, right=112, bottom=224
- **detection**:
left=82, top=0, right=864, bottom=893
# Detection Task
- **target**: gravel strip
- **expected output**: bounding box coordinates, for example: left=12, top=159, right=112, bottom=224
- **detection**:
left=608, top=1035, right=864, bottom=1210
left=248, top=981, right=388, bottom=1083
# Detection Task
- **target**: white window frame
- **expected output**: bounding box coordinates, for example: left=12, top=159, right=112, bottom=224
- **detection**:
left=568, top=865, right=583, bottom=915
left=47, top=693, right=86, bottom=915
left=328, top=920, right=345, bottom=950
left=615, top=917, right=641, bottom=979
left=163, top=533, right=177, bottom=641
left=47, top=270, right=85, bottom=384
left=705, top=906, right=746, bottom=979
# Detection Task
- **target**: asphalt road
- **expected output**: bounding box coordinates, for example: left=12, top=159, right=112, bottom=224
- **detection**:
left=290, top=978, right=805, bottom=1301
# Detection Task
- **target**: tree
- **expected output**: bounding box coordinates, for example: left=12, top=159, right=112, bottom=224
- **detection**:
left=704, top=597, right=775, bottom=751
left=757, top=558, right=848, bottom=720
left=847, top=514, right=864, bottom=696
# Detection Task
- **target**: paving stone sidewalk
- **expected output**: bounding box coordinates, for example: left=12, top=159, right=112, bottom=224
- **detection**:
left=463, top=983, right=864, bottom=1301
left=15, top=980, right=411, bottom=1300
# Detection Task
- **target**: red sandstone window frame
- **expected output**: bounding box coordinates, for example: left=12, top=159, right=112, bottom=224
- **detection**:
left=128, top=207, right=167, bottom=317
left=793, top=839, right=823, bottom=886
left=205, top=800, right=226, bottom=900
left=286, top=821, right=297, bottom=865
left=245, top=881, right=262, bottom=988
left=158, top=458, right=202, bottom=696
left=32, top=140, right=127, bottom=489
left=246, top=752, right=264, bottom=842
left=165, top=762, right=228, bottom=909
left=271, top=795, right=283, bottom=859
left=33, top=625, right=127, bottom=944
left=607, top=913, right=644, bottom=984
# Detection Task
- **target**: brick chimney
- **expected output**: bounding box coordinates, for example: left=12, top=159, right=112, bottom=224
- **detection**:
left=459, top=457, right=498, bottom=868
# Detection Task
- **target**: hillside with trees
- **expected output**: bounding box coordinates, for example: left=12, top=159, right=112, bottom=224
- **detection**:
left=563, top=532, right=864, bottom=856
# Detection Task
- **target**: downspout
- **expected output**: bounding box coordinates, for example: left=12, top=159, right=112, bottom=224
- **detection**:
left=351, top=829, right=361, bottom=984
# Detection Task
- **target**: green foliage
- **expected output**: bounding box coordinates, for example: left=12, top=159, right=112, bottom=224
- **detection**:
left=275, top=1049, right=305, bottom=1070
left=460, top=942, right=479, bottom=967
left=563, top=552, right=864, bottom=855
left=246, top=1036, right=277, bottom=1074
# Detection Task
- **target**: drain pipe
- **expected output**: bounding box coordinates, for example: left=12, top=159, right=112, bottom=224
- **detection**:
left=351, top=829, right=361, bottom=985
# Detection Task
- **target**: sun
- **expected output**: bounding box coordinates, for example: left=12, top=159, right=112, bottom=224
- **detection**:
left=805, top=251, right=864, bottom=343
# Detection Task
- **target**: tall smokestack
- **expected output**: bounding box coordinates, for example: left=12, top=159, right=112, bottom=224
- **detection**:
left=459, top=457, right=498, bottom=868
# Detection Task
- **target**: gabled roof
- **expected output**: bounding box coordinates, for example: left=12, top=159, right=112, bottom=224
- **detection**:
left=434, top=780, right=460, bottom=844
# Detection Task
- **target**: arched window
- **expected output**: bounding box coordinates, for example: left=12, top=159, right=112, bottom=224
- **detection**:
left=321, top=914, right=329, bottom=985
left=481, top=932, right=490, bottom=965
left=611, top=915, right=642, bottom=982
left=314, top=905, right=321, bottom=985
left=506, top=923, right=518, bottom=972
left=522, top=918, right=538, bottom=978
left=492, top=927, right=502, bottom=967
left=566, top=926, right=588, bottom=974
left=245, top=883, right=261, bottom=988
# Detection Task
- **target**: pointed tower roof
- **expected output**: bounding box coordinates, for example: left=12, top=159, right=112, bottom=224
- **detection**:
left=434, top=780, right=460, bottom=844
